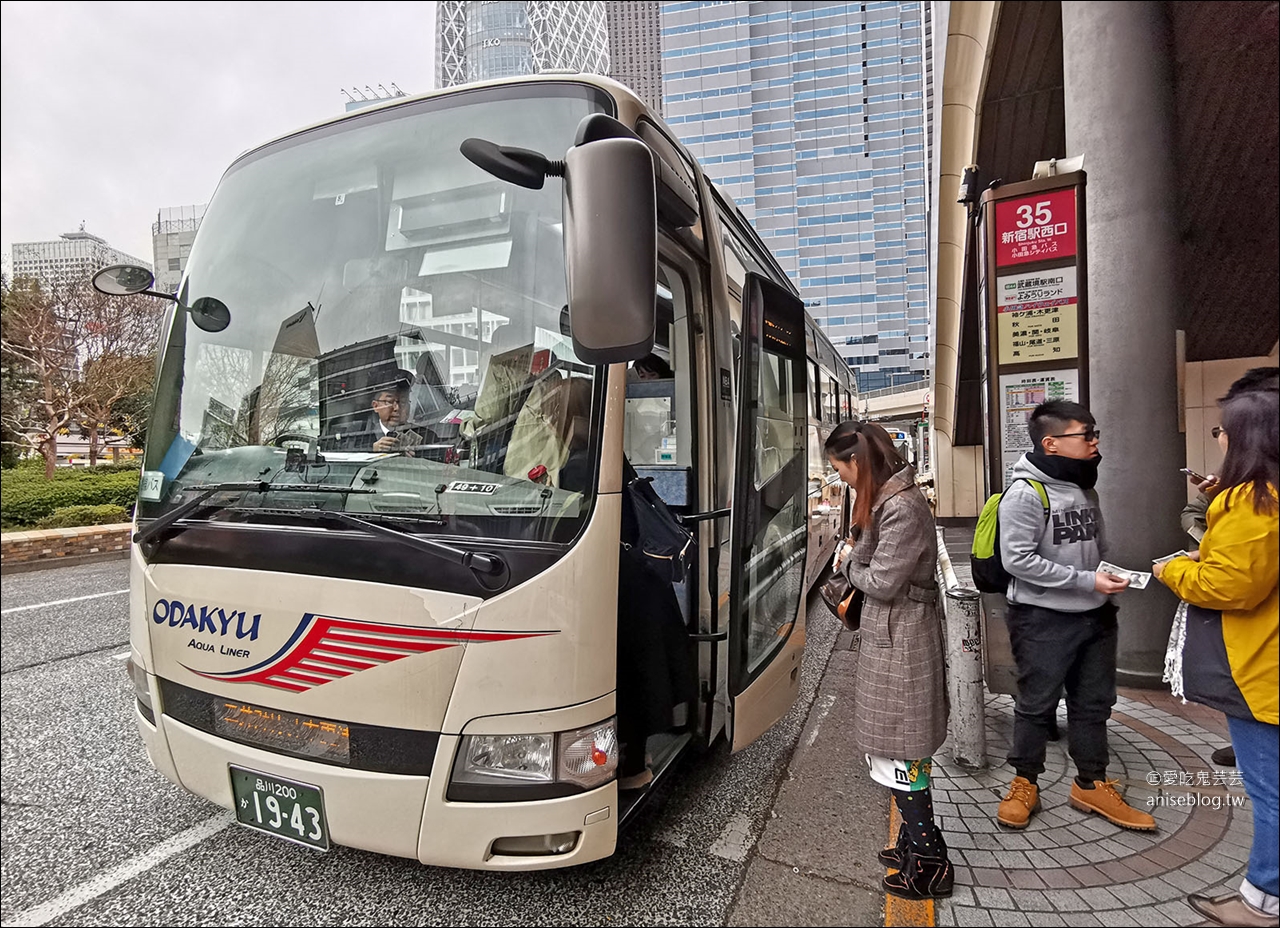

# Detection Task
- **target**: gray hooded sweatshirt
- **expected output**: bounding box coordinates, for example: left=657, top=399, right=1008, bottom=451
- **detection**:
left=999, top=453, right=1109, bottom=612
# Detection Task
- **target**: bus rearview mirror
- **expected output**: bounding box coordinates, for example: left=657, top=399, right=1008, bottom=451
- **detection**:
left=562, top=137, right=656, bottom=366
left=92, top=264, right=156, bottom=296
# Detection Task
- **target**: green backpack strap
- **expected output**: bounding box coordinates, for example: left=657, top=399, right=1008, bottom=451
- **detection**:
left=1028, top=479, right=1049, bottom=516
left=1022, top=478, right=1050, bottom=524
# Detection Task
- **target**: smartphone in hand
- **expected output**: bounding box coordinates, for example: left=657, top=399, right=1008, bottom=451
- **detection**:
left=1180, top=467, right=1207, bottom=483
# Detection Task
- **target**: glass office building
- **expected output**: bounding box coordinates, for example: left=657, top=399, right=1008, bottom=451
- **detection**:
left=661, top=2, right=930, bottom=391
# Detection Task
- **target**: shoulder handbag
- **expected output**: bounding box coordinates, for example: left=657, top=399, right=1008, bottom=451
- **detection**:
left=621, top=460, right=695, bottom=583
left=820, top=571, right=864, bottom=630
left=1181, top=603, right=1255, bottom=720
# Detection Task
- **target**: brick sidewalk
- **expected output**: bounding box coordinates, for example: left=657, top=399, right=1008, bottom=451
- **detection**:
left=931, top=688, right=1251, bottom=926
left=928, top=524, right=1252, bottom=927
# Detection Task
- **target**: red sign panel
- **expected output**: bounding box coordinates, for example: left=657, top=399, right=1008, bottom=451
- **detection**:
left=995, top=187, right=1077, bottom=266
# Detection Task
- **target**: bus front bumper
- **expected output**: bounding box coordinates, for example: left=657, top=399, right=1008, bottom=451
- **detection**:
left=139, top=710, right=618, bottom=870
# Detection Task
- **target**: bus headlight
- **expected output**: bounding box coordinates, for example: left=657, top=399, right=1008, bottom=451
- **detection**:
left=451, top=718, right=618, bottom=792
left=456, top=734, right=555, bottom=783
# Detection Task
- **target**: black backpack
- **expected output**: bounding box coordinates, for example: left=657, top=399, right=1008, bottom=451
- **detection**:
left=621, top=459, right=694, bottom=583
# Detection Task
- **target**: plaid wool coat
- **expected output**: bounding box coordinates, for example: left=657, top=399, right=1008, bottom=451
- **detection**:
left=839, top=466, right=949, bottom=760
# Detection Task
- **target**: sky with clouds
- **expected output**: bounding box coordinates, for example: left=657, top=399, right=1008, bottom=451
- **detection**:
left=1, top=1, right=437, bottom=270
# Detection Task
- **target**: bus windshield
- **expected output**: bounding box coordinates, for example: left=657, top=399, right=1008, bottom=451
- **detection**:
left=141, top=84, right=612, bottom=544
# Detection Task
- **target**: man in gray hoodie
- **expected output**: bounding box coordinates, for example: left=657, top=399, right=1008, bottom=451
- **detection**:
left=995, top=400, right=1157, bottom=832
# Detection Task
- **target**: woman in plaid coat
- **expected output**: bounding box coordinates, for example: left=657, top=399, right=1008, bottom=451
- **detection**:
left=827, top=420, right=951, bottom=901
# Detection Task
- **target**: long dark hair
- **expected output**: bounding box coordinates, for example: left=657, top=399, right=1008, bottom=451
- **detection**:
left=824, top=420, right=907, bottom=530
left=1216, top=386, right=1279, bottom=515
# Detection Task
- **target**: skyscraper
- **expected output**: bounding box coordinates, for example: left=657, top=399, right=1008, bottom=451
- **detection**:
left=661, top=2, right=931, bottom=391
left=606, top=1, right=664, bottom=114
left=10, top=226, right=151, bottom=287
left=436, top=1, right=611, bottom=88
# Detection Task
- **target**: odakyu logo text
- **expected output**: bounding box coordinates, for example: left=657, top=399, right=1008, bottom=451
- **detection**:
left=153, top=598, right=261, bottom=640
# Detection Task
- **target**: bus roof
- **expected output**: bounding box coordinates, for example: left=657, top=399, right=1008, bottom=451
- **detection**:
left=222, top=72, right=792, bottom=297
left=230, top=73, right=651, bottom=171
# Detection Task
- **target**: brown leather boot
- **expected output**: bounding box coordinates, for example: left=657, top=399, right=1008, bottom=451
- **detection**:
left=1188, top=892, right=1279, bottom=927
left=1069, top=779, right=1156, bottom=831
left=997, top=776, right=1040, bottom=829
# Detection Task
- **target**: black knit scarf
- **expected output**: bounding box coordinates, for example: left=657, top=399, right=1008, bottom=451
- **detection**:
left=1027, top=451, right=1101, bottom=490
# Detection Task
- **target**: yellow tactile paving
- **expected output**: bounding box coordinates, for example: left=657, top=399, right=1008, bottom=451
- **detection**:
left=882, top=800, right=934, bottom=927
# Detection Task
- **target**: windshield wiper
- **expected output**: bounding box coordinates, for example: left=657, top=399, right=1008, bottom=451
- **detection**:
left=134, top=481, right=377, bottom=555
left=296, top=508, right=509, bottom=591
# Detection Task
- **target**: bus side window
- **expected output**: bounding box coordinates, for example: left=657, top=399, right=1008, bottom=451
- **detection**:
left=810, top=361, right=821, bottom=421
left=624, top=265, right=693, bottom=500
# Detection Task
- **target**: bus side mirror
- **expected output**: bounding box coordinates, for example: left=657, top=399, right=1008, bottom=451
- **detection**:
left=91, top=263, right=230, bottom=333
left=562, top=137, right=656, bottom=366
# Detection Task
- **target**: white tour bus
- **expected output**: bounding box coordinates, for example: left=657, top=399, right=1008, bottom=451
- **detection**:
left=101, top=74, right=858, bottom=871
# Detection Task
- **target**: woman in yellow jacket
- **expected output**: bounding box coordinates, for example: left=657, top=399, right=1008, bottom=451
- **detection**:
left=1156, top=378, right=1278, bottom=928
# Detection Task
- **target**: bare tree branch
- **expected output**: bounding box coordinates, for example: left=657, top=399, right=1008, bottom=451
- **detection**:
left=1, top=275, right=164, bottom=475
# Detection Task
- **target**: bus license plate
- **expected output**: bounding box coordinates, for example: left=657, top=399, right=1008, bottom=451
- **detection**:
left=229, top=766, right=330, bottom=851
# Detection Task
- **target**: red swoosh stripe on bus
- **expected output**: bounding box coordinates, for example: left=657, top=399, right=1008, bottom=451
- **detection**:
left=188, top=615, right=555, bottom=693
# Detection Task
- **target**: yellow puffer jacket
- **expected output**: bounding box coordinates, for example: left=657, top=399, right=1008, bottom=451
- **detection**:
left=1161, top=483, right=1279, bottom=725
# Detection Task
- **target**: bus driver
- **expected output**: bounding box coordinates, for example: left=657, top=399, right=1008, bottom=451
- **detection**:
left=338, top=375, right=418, bottom=455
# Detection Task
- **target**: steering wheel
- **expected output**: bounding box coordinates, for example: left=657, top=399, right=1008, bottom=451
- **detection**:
left=272, top=433, right=315, bottom=448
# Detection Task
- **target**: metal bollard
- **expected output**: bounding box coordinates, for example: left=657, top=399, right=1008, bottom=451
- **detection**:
left=944, top=587, right=987, bottom=768
left=936, top=530, right=987, bottom=769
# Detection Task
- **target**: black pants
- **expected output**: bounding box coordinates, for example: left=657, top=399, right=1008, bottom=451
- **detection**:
left=1006, top=601, right=1117, bottom=782
left=616, top=548, right=695, bottom=775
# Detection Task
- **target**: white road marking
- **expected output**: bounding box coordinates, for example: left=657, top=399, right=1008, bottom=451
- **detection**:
left=1, top=590, right=129, bottom=615
left=803, top=693, right=837, bottom=750
left=708, top=811, right=757, bottom=862
left=0, top=812, right=235, bottom=928
left=112, top=651, right=132, bottom=660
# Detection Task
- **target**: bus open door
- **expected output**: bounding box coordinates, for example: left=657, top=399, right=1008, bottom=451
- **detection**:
left=727, top=274, right=810, bottom=751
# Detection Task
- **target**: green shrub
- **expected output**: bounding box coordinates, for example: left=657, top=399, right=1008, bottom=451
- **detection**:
left=34, top=504, right=131, bottom=529
left=1, top=466, right=141, bottom=527
left=85, top=461, right=143, bottom=475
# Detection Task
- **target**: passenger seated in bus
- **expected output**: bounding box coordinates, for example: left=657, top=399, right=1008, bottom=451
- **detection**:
left=462, top=324, right=571, bottom=485
left=626, top=353, right=676, bottom=465
left=627, top=352, right=674, bottom=382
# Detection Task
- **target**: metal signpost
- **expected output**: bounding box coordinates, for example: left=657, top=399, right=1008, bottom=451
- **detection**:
left=977, top=171, right=1089, bottom=695
left=980, top=172, right=1090, bottom=491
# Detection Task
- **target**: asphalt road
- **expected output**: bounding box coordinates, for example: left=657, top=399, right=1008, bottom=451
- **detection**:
left=0, top=559, right=839, bottom=928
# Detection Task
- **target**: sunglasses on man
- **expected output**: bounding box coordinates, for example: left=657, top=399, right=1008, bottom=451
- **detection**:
left=1051, top=428, right=1101, bottom=441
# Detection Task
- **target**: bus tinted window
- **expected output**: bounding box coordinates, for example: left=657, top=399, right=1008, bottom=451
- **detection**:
left=142, top=86, right=611, bottom=543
